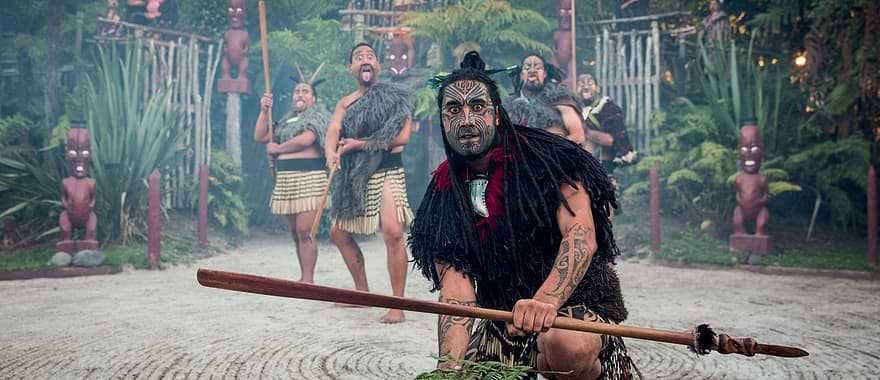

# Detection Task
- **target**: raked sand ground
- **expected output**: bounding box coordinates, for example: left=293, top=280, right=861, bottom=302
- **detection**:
left=2, top=233, right=879, bottom=379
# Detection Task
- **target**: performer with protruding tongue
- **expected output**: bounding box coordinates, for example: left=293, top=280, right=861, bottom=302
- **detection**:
left=324, top=42, right=415, bottom=324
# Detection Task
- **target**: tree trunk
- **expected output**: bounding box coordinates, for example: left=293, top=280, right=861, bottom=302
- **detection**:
left=43, top=0, right=64, bottom=129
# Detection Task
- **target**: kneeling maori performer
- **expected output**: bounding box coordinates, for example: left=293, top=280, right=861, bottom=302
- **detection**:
left=325, top=42, right=414, bottom=324
left=255, top=64, right=330, bottom=283
left=410, top=52, right=635, bottom=379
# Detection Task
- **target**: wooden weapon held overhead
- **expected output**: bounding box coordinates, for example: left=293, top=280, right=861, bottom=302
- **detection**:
left=257, top=0, right=275, bottom=174
left=197, top=268, right=809, bottom=359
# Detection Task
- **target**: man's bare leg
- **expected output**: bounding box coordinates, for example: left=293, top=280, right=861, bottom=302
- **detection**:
left=330, top=224, right=369, bottom=292
left=292, top=211, right=318, bottom=283
left=537, top=329, right=603, bottom=380
left=378, top=179, right=407, bottom=323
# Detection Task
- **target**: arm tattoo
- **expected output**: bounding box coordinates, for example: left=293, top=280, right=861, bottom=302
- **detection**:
left=438, top=296, right=477, bottom=357
left=543, top=224, right=595, bottom=301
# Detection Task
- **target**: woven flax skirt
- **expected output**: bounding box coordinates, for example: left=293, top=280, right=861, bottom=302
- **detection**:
left=270, top=158, right=328, bottom=215
left=333, top=166, right=414, bottom=234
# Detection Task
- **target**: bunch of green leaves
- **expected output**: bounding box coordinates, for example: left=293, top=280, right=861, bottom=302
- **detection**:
left=176, top=0, right=227, bottom=37
left=697, top=31, right=786, bottom=144
left=85, top=42, right=186, bottom=242
left=416, top=357, right=530, bottom=380
left=199, top=150, right=249, bottom=243
left=402, top=0, right=553, bottom=68
left=254, top=19, right=355, bottom=114
left=773, top=137, right=870, bottom=231
left=0, top=114, right=64, bottom=244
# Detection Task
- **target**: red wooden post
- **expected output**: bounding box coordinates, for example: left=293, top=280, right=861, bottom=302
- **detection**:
left=198, top=164, right=209, bottom=247
left=147, top=169, right=161, bottom=269
left=868, top=165, right=877, bottom=267
left=650, top=164, right=661, bottom=251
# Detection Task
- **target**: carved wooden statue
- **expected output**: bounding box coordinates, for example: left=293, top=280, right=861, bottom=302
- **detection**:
left=552, top=0, right=573, bottom=80
left=385, top=33, right=415, bottom=78
left=730, top=122, right=771, bottom=255
left=218, top=0, right=251, bottom=93
left=57, top=128, right=98, bottom=254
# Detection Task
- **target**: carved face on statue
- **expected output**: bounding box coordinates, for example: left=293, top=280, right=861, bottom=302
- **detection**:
left=578, top=74, right=599, bottom=102
left=441, top=80, right=498, bottom=158
left=738, top=124, right=763, bottom=174
left=557, top=0, right=573, bottom=30
left=228, top=0, right=246, bottom=30
left=66, top=129, right=92, bottom=178
left=385, top=35, right=413, bottom=78
left=349, top=43, right=381, bottom=86
left=520, top=55, right=547, bottom=93
left=292, top=83, right=315, bottom=113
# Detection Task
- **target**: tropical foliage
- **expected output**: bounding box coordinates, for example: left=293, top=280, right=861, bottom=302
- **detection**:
left=85, top=43, right=186, bottom=242
left=402, top=0, right=553, bottom=68
left=200, top=150, right=249, bottom=242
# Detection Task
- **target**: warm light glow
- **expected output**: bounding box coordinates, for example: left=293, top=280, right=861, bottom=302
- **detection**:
left=805, top=105, right=814, bottom=113
left=757, top=56, right=765, bottom=67
left=663, top=70, right=673, bottom=82
left=588, top=60, right=596, bottom=66
left=771, top=58, right=779, bottom=65
left=794, top=52, right=807, bottom=67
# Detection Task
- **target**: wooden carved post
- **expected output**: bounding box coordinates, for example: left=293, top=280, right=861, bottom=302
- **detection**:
left=148, top=169, right=161, bottom=269
left=650, top=164, right=661, bottom=251
left=198, top=164, right=209, bottom=247
left=869, top=165, right=877, bottom=267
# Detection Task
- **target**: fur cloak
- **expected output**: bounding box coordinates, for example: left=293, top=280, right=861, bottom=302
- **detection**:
left=503, top=82, right=583, bottom=131
left=330, top=82, right=414, bottom=221
left=274, top=102, right=330, bottom=148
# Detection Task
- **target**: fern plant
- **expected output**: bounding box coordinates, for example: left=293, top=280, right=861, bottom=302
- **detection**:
left=198, top=150, right=250, bottom=243
left=416, top=356, right=531, bottom=380
left=402, top=0, right=552, bottom=68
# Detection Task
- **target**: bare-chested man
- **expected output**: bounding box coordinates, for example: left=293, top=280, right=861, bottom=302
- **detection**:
left=324, top=42, right=414, bottom=324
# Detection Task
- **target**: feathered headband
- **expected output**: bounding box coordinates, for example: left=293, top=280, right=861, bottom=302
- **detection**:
left=290, top=61, right=327, bottom=88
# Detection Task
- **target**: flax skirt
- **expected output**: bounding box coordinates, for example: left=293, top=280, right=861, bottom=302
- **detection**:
left=270, top=158, right=329, bottom=215
left=332, top=166, right=414, bottom=234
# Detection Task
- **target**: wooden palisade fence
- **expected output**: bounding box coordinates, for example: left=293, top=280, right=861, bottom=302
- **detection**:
left=96, top=18, right=222, bottom=209
left=593, top=21, right=662, bottom=153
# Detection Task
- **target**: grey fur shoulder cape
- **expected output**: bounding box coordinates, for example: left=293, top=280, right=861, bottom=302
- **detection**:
left=503, top=82, right=583, bottom=131
left=273, top=102, right=330, bottom=148
left=330, top=82, right=414, bottom=220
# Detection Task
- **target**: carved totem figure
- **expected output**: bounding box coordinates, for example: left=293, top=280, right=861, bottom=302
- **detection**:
left=730, top=122, right=771, bottom=254
left=218, top=0, right=251, bottom=93
left=552, top=0, right=573, bottom=81
left=702, top=0, right=731, bottom=46
left=385, top=33, right=414, bottom=78
left=57, top=128, right=98, bottom=253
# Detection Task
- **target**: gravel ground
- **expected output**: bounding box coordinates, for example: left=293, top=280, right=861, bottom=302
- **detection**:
left=1, top=233, right=878, bottom=379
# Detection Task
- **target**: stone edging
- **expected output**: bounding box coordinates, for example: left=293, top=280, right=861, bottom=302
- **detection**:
left=0, top=266, right=123, bottom=281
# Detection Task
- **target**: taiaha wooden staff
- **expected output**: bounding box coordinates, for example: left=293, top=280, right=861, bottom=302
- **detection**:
left=197, top=268, right=809, bottom=359
left=309, top=164, right=336, bottom=240
left=257, top=0, right=275, bottom=176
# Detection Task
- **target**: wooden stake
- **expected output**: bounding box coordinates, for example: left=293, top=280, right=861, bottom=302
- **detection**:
left=570, top=0, right=577, bottom=89
left=310, top=167, right=337, bottom=240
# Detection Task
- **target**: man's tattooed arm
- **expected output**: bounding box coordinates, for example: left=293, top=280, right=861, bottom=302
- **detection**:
left=534, top=183, right=598, bottom=308
left=438, top=296, right=477, bottom=358
left=435, top=263, right=477, bottom=364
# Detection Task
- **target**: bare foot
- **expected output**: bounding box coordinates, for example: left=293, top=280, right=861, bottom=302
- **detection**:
left=380, top=309, right=405, bottom=324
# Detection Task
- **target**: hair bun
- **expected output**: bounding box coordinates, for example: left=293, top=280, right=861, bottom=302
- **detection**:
left=460, top=51, right=486, bottom=71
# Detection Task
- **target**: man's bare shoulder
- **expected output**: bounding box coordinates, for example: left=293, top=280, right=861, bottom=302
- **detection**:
left=336, top=92, right=361, bottom=111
